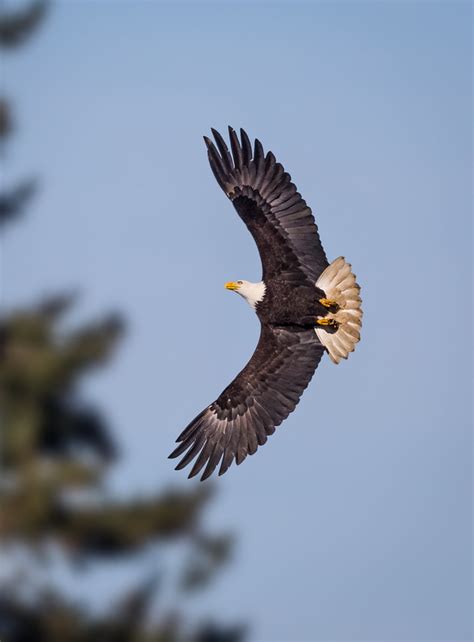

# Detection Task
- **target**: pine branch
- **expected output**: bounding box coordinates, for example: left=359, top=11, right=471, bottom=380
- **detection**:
left=0, top=97, right=13, bottom=139
left=0, top=179, right=37, bottom=228
left=0, top=0, right=48, bottom=49
left=59, top=487, right=213, bottom=558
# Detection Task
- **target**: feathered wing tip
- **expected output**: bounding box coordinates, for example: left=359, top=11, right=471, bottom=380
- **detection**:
left=202, top=126, right=329, bottom=284
left=169, top=325, right=326, bottom=481
left=315, top=257, right=362, bottom=364
left=203, top=126, right=263, bottom=198
left=168, top=406, right=264, bottom=482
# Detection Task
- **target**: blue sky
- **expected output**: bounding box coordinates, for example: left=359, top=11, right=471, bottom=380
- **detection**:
left=2, top=2, right=472, bottom=640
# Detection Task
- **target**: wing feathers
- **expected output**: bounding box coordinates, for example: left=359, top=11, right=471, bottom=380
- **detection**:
left=211, top=128, right=233, bottom=173
left=254, top=138, right=264, bottom=170
left=229, top=127, right=243, bottom=171
left=205, top=128, right=328, bottom=283
left=240, top=128, right=252, bottom=164
left=169, top=129, right=332, bottom=480
left=173, top=433, right=206, bottom=470
left=170, top=326, right=324, bottom=480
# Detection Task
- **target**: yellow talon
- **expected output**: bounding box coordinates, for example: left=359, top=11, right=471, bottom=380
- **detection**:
left=319, top=298, right=339, bottom=310
left=316, top=317, right=339, bottom=329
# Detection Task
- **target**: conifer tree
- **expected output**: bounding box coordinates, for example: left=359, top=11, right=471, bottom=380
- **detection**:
left=0, top=4, right=243, bottom=641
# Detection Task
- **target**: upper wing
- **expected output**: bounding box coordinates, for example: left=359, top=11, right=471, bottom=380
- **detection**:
left=169, top=325, right=325, bottom=480
left=204, top=127, right=329, bottom=284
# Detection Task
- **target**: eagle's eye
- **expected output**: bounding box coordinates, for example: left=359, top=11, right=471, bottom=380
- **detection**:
left=237, top=280, right=243, bottom=285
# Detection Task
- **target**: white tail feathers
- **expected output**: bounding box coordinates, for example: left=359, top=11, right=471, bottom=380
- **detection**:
left=315, top=257, right=362, bottom=364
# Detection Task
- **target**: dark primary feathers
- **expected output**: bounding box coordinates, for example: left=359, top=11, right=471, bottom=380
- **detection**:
left=170, top=327, right=325, bottom=480
left=170, top=127, right=328, bottom=480
left=204, top=126, right=328, bottom=283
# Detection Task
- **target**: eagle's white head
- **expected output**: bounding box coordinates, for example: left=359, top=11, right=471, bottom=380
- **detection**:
left=225, top=280, right=266, bottom=310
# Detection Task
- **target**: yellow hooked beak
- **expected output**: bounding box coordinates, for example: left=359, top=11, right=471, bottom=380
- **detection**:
left=225, top=281, right=240, bottom=291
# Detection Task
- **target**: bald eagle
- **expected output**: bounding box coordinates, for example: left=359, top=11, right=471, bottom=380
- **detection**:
left=169, top=127, right=362, bottom=480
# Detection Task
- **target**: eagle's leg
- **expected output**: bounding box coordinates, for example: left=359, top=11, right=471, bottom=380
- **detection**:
left=319, top=298, right=339, bottom=311
left=316, top=317, right=339, bottom=330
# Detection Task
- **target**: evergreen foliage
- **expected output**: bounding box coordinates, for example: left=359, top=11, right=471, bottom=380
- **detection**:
left=0, top=5, right=243, bottom=640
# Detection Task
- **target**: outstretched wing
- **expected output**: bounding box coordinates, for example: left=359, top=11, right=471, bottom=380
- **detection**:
left=204, top=127, right=328, bottom=284
left=169, top=325, right=325, bottom=480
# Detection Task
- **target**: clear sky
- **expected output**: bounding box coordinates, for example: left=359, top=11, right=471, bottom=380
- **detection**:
left=3, top=1, right=472, bottom=640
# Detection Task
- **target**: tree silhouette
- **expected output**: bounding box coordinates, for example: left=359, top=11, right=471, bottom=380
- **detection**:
left=0, top=0, right=47, bottom=48
left=0, top=4, right=243, bottom=641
